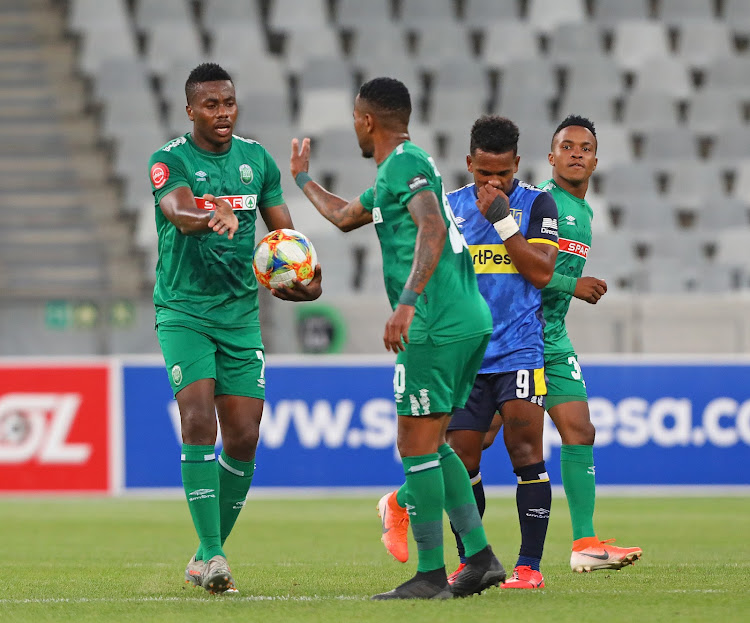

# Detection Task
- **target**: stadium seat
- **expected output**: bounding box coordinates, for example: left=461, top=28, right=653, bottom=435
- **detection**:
left=480, top=21, right=543, bottom=68
left=556, top=89, right=618, bottom=124
left=349, top=27, right=410, bottom=70
left=686, top=90, right=745, bottom=135
left=143, top=23, right=205, bottom=76
left=298, top=90, right=356, bottom=134
left=660, top=161, right=727, bottom=210
left=359, top=60, right=422, bottom=99
left=67, top=0, right=130, bottom=33
left=622, top=90, right=681, bottom=132
left=591, top=0, right=651, bottom=26
left=283, top=27, right=344, bottom=71
left=616, top=196, right=679, bottom=232
left=268, top=0, right=329, bottom=33
left=412, top=24, right=475, bottom=71
left=201, top=0, right=260, bottom=31
left=76, top=24, right=140, bottom=75
left=515, top=123, right=557, bottom=170
left=336, top=0, right=393, bottom=29
left=498, top=58, right=559, bottom=100
left=493, top=91, right=552, bottom=126
left=398, top=0, right=456, bottom=26
left=299, top=57, right=355, bottom=92
left=429, top=90, right=487, bottom=128
left=610, top=21, right=671, bottom=71
left=562, top=56, right=625, bottom=98
left=657, top=0, right=717, bottom=26
left=631, top=57, right=693, bottom=98
left=639, top=128, right=699, bottom=164
left=234, top=92, right=294, bottom=137
left=431, top=59, right=491, bottom=96
left=724, top=0, right=750, bottom=34
left=586, top=122, right=634, bottom=171
left=709, top=128, right=750, bottom=166
left=599, top=162, right=660, bottom=201
left=547, top=22, right=607, bottom=65
left=703, top=57, right=750, bottom=99
left=464, top=0, right=521, bottom=28
left=526, top=0, right=586, bottom=34
left=134, top=0, right=193, bottom=32
left=692, top=198, right=750, bottom=231
left=676, top=20, right=734, bottom=70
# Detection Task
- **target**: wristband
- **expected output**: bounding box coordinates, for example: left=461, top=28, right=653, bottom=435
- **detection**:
left=492, top=213, right=520, bottom=241
left=295, top=171, right=313, bottom=190
left=398, top=288, right=419, bottom=306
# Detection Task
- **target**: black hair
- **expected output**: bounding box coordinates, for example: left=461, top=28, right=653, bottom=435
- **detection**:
left=185, top=63, right=233, bottom=103
left=551, top=115, right=597, bottom=150
left=357, top=77, right=411, bottom=126
left=470, top=115, right=519, bottom=155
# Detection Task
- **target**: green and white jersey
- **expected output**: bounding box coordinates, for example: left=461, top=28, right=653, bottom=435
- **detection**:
left=359, top=141, right=492, bottom=345
left=148, top=133, right=284, bottom=328
left=539, top=178, right=594, bottom=357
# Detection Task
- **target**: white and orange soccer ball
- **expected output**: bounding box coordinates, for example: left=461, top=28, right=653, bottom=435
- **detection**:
left=252, top=228, right=317, bottom=290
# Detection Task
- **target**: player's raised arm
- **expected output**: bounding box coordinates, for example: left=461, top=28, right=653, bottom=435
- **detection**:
left=290, top=137, right=373, bottom=232
left=158, top=186, right=239, bottom=239
left=476, top=183, right=558, bottom=289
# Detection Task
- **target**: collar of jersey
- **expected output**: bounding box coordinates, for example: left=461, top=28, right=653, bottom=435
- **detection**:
left=187, top=132, right=234, bottom=158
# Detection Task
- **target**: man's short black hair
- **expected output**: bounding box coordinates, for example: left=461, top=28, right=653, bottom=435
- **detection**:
left=185, top=62, right=233, bottom=103
left=551, top=115, right=597, bottom=150
left=470, top=115, right=519, bottom=155
left=357, top=77, right=411, bottom=126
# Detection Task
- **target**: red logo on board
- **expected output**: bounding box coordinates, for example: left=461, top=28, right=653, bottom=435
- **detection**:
left=150, top=163, right=169, bottom=189
left=0, top=366, right=111, bottom=492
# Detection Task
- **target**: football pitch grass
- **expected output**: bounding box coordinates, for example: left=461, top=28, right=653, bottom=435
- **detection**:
left=1, top=495, right=748, bottom=622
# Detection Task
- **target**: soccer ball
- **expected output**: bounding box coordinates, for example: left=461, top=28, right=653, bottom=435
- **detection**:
left=252, top=228, right=318, bottom=290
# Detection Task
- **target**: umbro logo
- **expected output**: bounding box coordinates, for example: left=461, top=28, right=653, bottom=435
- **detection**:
left=189, top=488, right=214, bottom=496
left=565, top=215, right=576, bottom=224
left=195, top=170, right=208, bottom=182
left=405, top=503, right=416, bottom=516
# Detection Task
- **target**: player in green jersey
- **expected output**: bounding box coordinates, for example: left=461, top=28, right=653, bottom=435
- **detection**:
left=539, top=116, right=642, bottom=572
left=148, top=63, right=321, bottom=594
left=290, top=77, right=504, bottom=600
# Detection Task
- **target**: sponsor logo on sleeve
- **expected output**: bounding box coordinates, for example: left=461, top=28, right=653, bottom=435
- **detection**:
left=150, top=163, right=169, bottom=189
left=407, top=175, right=429, bottom=192
left=541, top=217, right=558, bottom=235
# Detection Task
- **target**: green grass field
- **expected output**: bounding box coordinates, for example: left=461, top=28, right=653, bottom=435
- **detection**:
left=1, top=495, right=748, bottom=622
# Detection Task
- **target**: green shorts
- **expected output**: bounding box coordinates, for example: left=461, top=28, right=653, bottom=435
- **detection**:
left=393, top=333, right=491, bottom=416
left=545, top=352, right=588, bottom=409
left=156, top=321, right=265, bottom=398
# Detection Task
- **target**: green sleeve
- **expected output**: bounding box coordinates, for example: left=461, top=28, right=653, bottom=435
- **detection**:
left=148, top=148, right=190, bottom=203
left=389, top=152, right=441, bottom=208
left=545, top=272, right=577, bottom=295
left=359, top=186, right=375, bottom=212
left=259, top=148, right=285, bottom=208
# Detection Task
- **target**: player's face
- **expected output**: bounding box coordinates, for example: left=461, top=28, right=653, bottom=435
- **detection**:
left=186, top=80, right=238, bottom=153
left=353, top=96, right=374, bottom=158
left=467, top=149, right=519, bottom=195
left=549, top=125, right=597, bottom=185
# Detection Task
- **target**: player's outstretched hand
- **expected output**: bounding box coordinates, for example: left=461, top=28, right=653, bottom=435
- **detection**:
left=383, top=305, right=414, bottom=353
left=574, top=276, right=607, bottom=304
left=205, top=194, right=239, bottom=240
left=476, top=183, right=510, bottom=223
left=290, top=137, right=311, bottom=180
left=271, top=264, right=322, bottom=302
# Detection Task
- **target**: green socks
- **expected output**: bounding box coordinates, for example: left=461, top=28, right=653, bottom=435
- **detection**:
left=181, top=444, right=224, bottom=561
left=560, top=444, right=596, bottom=540
left=217, top=450, right=255, bottom=545
left=438, top=443, right=488, bottom=558
left=402, top=453, right=445, bottom=572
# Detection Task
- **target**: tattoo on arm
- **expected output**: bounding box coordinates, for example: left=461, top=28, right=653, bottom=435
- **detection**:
left=404, top=191, right=447, bottom=294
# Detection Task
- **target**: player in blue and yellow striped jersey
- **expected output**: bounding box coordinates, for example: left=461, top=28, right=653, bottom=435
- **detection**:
left=446, top=116, right=559, bottom=590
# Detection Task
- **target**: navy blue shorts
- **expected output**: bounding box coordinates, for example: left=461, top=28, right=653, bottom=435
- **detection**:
left=448, top=369, right=547, bottom=433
